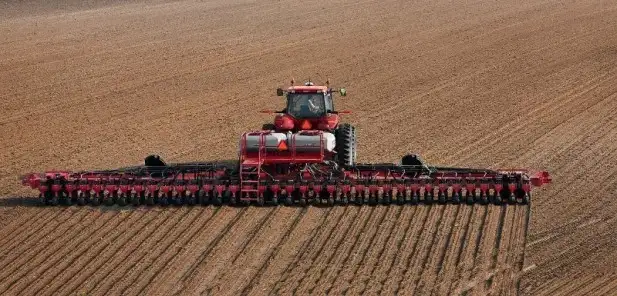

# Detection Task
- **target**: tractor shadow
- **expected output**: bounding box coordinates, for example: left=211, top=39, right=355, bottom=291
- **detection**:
left=0, top=196, right=41, bottom=208
left=0, top=196, right=390, bottom=210
left=0, top=196, right=131, bottom=212
left=0, top=196, right=495, bottom=210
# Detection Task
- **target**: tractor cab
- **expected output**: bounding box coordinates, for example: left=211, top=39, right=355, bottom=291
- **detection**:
left=286, top=91, right=331, bottom=119
left=269, top=81, right=347, bottom=132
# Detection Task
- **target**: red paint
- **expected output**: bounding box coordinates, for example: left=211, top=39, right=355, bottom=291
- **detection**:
left=187, top=185, right=199, bottom=193
left=274, top=114, right=295, bottom=130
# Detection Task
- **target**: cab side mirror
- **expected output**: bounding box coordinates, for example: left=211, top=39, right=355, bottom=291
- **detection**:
left=276, top=88, right=284, bottom=96
left=339, top=88, right=347, bottom=96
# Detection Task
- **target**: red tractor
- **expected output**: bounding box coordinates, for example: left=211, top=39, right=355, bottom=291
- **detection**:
left=246, top=80, right=355, bottom=166
left=21, top=81, right=551, bottom=207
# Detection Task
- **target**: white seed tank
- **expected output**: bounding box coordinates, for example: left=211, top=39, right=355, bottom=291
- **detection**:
left=242, top=131, right=336, bottom=153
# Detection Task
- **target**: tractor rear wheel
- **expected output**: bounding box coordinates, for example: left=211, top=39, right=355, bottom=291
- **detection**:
left=335, top=123, right=357, bottom=167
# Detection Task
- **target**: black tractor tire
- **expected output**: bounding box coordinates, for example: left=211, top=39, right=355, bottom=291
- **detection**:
left=335, top=123, right=357, bottom=167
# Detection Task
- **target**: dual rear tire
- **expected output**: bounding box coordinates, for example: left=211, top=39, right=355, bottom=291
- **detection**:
left=335, top=123, right=357, bottom=167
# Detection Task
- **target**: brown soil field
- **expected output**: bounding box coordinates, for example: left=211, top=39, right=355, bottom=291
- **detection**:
left=1, top=0, right=616, bottom=294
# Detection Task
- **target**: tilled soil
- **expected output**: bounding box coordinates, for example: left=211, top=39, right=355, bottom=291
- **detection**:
left=1, top=0, right=616, bottom=295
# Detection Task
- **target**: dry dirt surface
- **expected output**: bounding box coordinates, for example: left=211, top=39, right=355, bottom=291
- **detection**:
left=1, top=0, right=616, bottom=295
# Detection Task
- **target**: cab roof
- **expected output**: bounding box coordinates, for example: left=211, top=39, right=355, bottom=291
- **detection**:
left=287, top=85, right=329, bottom=93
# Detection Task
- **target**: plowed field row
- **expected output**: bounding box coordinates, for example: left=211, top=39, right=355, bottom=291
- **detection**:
left=0, top=204, right=529, bottom=295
